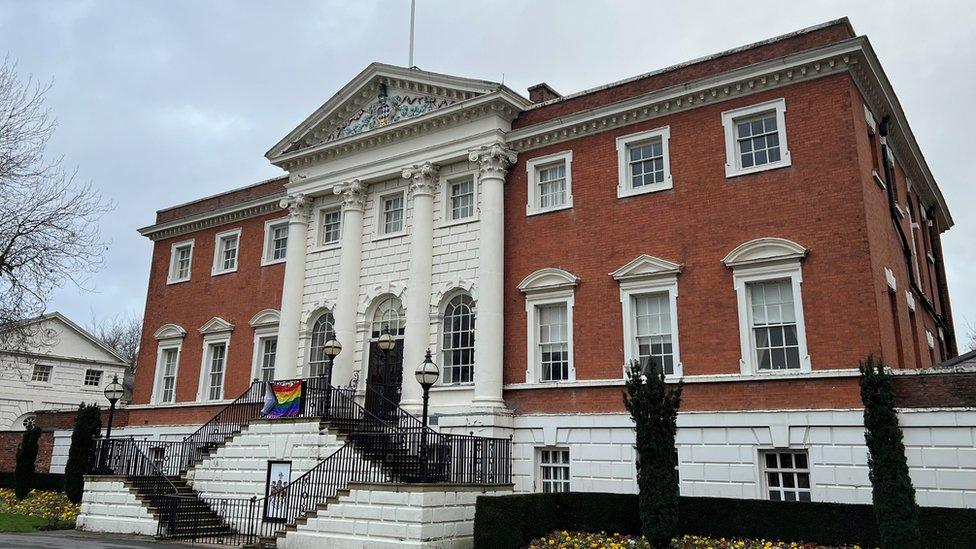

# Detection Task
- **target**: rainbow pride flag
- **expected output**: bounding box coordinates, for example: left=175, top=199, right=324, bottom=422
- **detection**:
left=261, top=380, right=303, bottom=419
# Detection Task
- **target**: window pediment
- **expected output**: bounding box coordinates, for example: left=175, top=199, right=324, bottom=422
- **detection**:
left=723, top=237, right=807, bottom=268
left=198, top=316, right=235, bottom=335
left=517, top=268, right=579, bottom=294
left=610, top=254, right=682, bottom=282
left=249, top=309, right=280, bottom=328
left=154, top=323, right=186, bottom=341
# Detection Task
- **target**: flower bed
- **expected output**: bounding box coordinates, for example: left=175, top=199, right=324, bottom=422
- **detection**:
left=527, top=531, right=868, bottom=549
left=0, top=488, right=79, bottom=525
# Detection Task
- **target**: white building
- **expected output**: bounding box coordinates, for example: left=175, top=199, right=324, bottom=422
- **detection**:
left=0, top=312, right=129, bottom=431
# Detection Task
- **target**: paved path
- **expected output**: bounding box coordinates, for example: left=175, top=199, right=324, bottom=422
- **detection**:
left=0, top=531, right=193, bottom=549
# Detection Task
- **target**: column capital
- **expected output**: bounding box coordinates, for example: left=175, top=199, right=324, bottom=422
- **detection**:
left=279, top=193, right=311, bottom=223
left=469, top=143, right=517, bottom=180
left=402, top=161, right=440, bottom=198
left=334, top=179, right=367, bottom=211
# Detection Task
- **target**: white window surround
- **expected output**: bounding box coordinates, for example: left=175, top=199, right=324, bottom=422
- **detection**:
left=167, top=239, right=194, bottom=284
left=723, top=238, right=810, bottom=375
left=249, top=308, right=280, bottom=381
left=615, top=126, right=673, bottom=197
left=212, top=228, right=242, bottom=276
left=440, top=171, right=479, bottom=227
left=197, top=334, right=230, bottom=402
left=722, top=98, right=792, bottom=178
left=518, top=268, right=579, bottom=383
left=261, top=218, right=289, bottom=266
left=251, top=330, right=278, bottom=382
left=314, top=205, right=343, bottom=250
left=525, top=151, right=573, bottom=216
left=537, top=447, right=571, bottom=493
left=373, top=188, right=407, bottom=240
left=611, top=254, right=683, bottom=378
left=152, top=341, right=182, bottom=404
left=926, top=330, right=935, bottom=350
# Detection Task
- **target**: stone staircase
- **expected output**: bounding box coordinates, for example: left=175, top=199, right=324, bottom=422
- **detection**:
left=86, top=380, right=511, bottom=547
left=124, top=476, right=235, bottom=539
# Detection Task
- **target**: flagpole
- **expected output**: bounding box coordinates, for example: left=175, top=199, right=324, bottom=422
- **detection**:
left=408, top=0, right=416, bottom=67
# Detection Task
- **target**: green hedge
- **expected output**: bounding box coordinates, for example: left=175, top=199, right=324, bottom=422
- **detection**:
left=0, top=472, right=66, bottom=492
left=473, top=493, right=976, bottom=549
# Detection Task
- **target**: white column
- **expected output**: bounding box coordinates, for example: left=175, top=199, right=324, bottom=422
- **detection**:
left=276, top=193, right=311, bottom=379
left=399, top=162, right=439, bottom=411
left=469, top=144, right=516, bottom=407
left=331, top=180, right=367, bottom=387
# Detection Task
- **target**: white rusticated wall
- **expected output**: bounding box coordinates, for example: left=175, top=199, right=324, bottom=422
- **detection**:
left=50, top=423, right=198, bottom=473
left=279, top=483, right=513, bottom=549
left=297, top=160, right=481, bottom=405
left=76, top=476, right=158, bottom=536
left=185, top=418, right=345, bottom=500
left=511, top=408, right=976, bottom=508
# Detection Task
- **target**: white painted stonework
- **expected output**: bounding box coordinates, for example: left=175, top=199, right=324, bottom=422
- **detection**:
left=267, top=64, right=528, bottom=428
left=185, top=418, right=345, bottom=500
left=511, top=408, right=976, bottom=508
left=0, top=312, right=128, bottom=430
left=50, top=423, right=198, bottom=473
left=278, top=483, right=513, bottom=549
left=76, top=477, right=158, bottom=536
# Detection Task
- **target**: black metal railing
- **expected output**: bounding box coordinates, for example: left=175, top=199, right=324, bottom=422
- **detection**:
left=89, top=376, right=511, bottom=545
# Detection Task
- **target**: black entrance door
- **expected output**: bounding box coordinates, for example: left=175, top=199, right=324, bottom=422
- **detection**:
left=365, top=340, right=403, bottom=417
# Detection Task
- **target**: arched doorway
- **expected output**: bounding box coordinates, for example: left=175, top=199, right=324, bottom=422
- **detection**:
left=365, top=296, right=405, bottom=416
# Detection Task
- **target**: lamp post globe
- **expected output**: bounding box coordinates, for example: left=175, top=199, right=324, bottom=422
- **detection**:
left=415, top=349, right=439, bottom=389
left=377, top=326, right=396, bottom=351
left=416, top=349, right=439, bottom=482
left=103, top=374, right=123, bottom=439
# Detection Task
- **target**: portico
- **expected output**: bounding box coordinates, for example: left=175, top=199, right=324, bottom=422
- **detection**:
left=266, top=63, right=529, bottom=430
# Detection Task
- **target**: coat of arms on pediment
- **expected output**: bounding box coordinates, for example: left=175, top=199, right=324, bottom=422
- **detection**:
left=326, top=83, right=456, bottom=142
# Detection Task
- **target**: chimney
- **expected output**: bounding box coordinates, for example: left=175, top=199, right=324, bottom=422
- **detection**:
left=528, top=83, right=561, bottom=104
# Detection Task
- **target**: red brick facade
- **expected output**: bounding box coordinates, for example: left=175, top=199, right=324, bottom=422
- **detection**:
left=127, top=20, right=955, bottom=425
left=131, top=181, right=287, bottom=407
left=503, top=58, right=952, bottom=412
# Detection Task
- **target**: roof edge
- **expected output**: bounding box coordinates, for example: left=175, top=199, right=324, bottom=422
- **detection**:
left=525, top=17, right=854, bottom=111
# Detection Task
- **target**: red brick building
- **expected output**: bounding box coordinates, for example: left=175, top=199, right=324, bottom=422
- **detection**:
left=115, top=18, right=973, bottom=508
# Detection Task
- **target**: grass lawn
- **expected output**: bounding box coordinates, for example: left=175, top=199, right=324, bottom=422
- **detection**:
left=0, top=512, right=49, bottom=532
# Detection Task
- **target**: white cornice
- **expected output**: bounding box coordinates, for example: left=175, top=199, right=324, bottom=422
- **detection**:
left=138, top=194, right=284, bottom=241
left=507, top=39, right=864, bottom=151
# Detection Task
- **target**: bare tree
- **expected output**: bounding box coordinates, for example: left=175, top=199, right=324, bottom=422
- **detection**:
left=964, top=320, right=976, bottom=354
left=87, top=312, right=142, bottom=366
left=0, top=56, right=110, bottom=349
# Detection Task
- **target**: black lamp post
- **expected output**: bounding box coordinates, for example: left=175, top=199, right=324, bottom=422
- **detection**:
left=103, top=374, right=124, bottom=439
left=101, top=374, right=124, bottom=472
left=323, top=336, right=342, bottom=382
left=321, top=337, right=341, bottom=415
left=415, top=349, right=439, bottom=482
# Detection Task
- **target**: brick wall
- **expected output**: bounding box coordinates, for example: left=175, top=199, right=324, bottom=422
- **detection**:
left=513, top=21, right=854, bottom=129
left=155, top=176, right=286, bottom=224
left=131, top=209, right=286, bottom=406
left=503, top=74, right=881, bottom=408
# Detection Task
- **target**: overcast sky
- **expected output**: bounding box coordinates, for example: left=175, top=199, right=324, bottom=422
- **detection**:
left=1, top=1, right=973, bottom=346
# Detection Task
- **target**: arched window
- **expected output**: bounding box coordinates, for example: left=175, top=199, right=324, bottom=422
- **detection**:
left=442, top=294, right=475, bottom=384
left=370, top=297, right=405, bottom=339
left=308, top=311, right=336, bottom=378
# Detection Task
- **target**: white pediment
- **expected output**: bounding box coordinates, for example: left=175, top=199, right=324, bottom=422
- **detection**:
left=267, top=63, right=507, bottom=160
left=249, top=309, right=280, bottom=328
left=517, top=268, right=580, bottom=294
left=610, top=254, right=682, bottom=282
left=198, top=316, right=235, bottom=335
left=723, top=237, right=808, bottom=268
left=154, top=323, right=187, bottom=341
